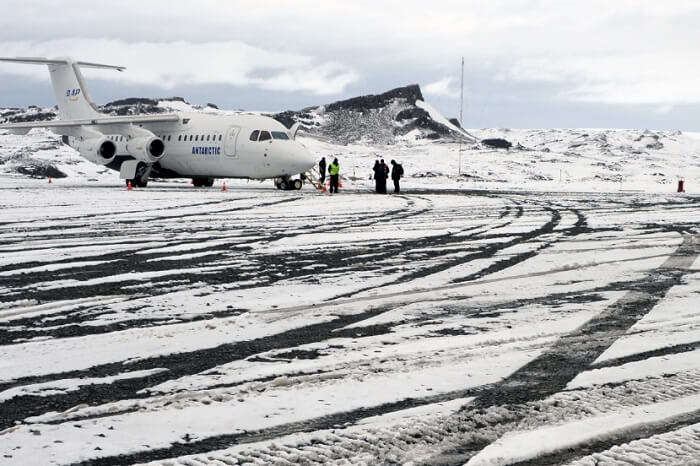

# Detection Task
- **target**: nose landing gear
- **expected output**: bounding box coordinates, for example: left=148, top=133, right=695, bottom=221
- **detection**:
left=274, top=176, right=303, bottom=190
left=192, top=177, right=215, bottom=187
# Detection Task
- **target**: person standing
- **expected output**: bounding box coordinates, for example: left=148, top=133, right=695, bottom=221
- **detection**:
left=318, top=157, right=326, bottom=185
left=391, top=159, right=404, bottom=193
left=373, top=160, right=384, bottom=193
left=380, top=159, right=389, bottom=194
left=328, top=157, right=340, bottom=193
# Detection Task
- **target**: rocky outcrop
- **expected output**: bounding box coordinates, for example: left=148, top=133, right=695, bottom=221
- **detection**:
left=325, top=84, right=423, bottom=113
left=273, top=84, right=463, bottom=145
left=482, top=138, right=512, bottom=149
left=15, top=163, right=67, bottom=178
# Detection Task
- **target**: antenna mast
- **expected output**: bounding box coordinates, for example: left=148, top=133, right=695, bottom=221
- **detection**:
left=458, top=56, right=464, bottom=176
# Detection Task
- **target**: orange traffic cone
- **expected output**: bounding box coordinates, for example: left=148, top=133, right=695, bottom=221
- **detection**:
left=322, top=185, right=327, bottom=193
left=222, top=182, right=227, bottom=191
left=338, top=180, right=343, bottom=188
left=48, top=178, right=52, bottom=184
left=127, top=181, right=133, bottom=191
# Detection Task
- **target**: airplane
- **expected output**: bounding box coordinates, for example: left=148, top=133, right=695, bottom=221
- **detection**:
left=0, top=57, right=316, bottom=189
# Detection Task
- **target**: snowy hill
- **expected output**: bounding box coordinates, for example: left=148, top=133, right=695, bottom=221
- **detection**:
left=297, top=127, right=700, bottom=193
left=273, top=84, right=474, bottom=145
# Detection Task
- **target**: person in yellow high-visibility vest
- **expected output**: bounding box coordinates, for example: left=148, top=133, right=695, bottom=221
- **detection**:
left=328, top=158, right=340, bottom=193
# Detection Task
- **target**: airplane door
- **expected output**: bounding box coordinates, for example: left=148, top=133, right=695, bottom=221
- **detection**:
left=224, top=126, right=240, bottom=157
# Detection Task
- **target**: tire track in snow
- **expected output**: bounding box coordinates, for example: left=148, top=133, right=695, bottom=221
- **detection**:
left=566, top=421, right=700, bottom=466
left=55, top=235, right=699, bottom=465
left=0, top=308, right=395, bottom=430
left=0, top=196, right=428, bottom=341
left=426, top=233, right=700, bottom=464
left=78, top=370, right=700, bottom=466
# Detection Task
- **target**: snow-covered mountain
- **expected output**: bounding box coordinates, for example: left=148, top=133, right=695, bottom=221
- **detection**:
left=273, top=84, right=474, bottom=144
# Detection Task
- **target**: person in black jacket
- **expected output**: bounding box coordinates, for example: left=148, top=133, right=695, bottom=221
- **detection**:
left=372, top=160, right=384, bottom=193
left=380, top=159, right=389, bottom=194
left=391, top=159, right=404, bottom=193
left=318, top=157, right=326, bottom=184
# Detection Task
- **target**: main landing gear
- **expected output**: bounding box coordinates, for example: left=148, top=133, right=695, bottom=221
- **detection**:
left=191, top=177, right=215, bottom=187
left=125, top=161, right=151, bottom=188
left=274, top=176, right=303, bottom=191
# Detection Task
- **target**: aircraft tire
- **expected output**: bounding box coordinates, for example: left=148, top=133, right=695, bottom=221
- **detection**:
left=293, top=179, right=303, bottom=190
left=192, top=177, right=211, bottom=188
left=134, top=162, right=149, bottom=188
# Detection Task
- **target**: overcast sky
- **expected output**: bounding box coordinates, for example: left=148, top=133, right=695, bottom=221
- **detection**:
left=1, top=0, right=699, bottom=130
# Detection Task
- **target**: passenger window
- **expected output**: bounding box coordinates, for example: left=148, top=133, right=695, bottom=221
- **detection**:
left=206, top=135, right=210, bottom=141
left=219, top=135, right=222, bottom=141
left=168, top=135, right=171, bottom=141
left=250, top=130, right=260, bottom=141
left=259, top=131, right=272, bottom=141
left=195, top=135, right=199, bottom=141
left=271, top=131, right=289, bottom=140
left=178, top=135, right=181, bottom=141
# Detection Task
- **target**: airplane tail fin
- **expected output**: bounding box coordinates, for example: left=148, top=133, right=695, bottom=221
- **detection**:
left=0, top=57, right=125, bottom=120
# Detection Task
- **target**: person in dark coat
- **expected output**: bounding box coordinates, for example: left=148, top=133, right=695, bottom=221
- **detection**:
left=318, top=157, right=326, bottom=184
left=391, top=159, right=404, bottom=193
left=379, top=159, right=389, bottom=193
left=373, top=160, right=384, bottom=193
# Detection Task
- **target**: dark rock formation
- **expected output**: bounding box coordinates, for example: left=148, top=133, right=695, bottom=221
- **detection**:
left=326, top=84, right=423, bottom=113
left=482, top=138, right=512, bottom=149
left=105, top=97, right=158, bottom=107
left=272, top=84, right=466, bottom=144
left=395, top=107, right=429, bottom=121
left=15, top=164, right=67, bottom=178
left=7, top=111, right=57, bottom=123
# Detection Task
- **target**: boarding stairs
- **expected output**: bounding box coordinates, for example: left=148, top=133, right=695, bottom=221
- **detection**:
left=304, top=168, right=328, bottom=192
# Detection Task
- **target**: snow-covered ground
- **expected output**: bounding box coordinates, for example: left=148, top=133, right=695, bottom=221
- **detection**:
left=0, top=176, right=698, bottom=464
left=2, top=90, right=700, bottom=463
left=2, top=124, right=698, bottom=194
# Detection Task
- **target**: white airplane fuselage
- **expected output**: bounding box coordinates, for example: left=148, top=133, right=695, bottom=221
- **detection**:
left=96, top=112, right=315, bottom=180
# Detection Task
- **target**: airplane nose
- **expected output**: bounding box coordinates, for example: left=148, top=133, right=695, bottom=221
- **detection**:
left=297, top=143, right=316, bottom=171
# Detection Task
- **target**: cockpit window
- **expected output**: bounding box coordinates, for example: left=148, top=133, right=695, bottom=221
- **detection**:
left=249, top=130, right=260, bottom=141
left=271, top=131, right=289, bottom=140
left=258, top=131, right=272, bottom=141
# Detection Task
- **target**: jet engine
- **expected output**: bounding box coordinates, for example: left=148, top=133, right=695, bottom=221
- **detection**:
left=126, top=136, right=165, bottom=163
left=75, top=136, right=117, bottom=165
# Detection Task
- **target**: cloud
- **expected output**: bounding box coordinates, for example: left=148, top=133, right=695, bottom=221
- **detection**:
left=0, top=38, right=359, bottom=96
left=655, top=105, right=674, bottom=115
left=505, top=53, right=700, bottom=105
left=424, top=77, right=460, bottom=98
left=2, top=1, right=700, bottom=126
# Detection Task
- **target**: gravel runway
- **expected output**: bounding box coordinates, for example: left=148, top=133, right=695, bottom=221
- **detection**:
left=0, top=185, right=698, bottom=465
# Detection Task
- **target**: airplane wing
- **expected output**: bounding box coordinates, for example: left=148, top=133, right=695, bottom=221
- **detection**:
left=0, top=113, right=180, bottom=130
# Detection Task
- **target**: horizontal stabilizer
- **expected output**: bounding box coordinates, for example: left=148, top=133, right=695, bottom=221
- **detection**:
left=0, top=114, right=180, bottom=130
left=0, top=57, right=125, bottom=71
